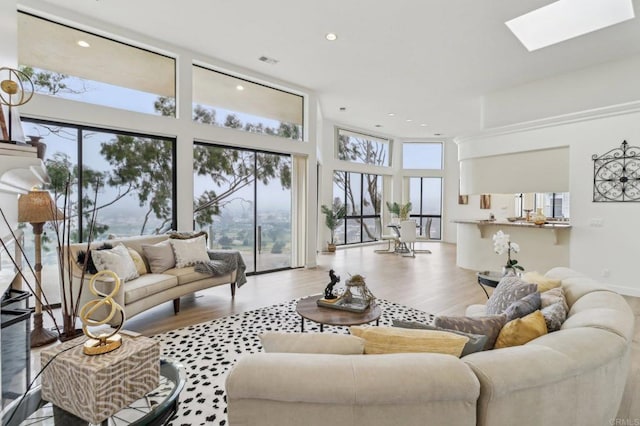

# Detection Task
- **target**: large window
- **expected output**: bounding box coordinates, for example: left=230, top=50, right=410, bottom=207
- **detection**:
left=409, top=177, right=442, bottom=240
left=402, top=142, right=443, bottom=169
left=21, top=118, right=175, bottom=302
left=193, top=144, right=292, bottom=273
left=192, top=66, right=303, bottom=141
left=332, top=171, right=382, bottom=245
left=337, top=129, right=390, bottom=166
left=18, top=13, right=176, bottom=116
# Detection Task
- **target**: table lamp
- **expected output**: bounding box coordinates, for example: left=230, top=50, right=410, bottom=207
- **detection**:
left=18, top=189, right=63, bottom=347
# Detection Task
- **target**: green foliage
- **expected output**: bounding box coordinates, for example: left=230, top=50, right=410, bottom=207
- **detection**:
left=101, top=135, right=174, bottom=234
left=321, top=202, right=346, bottom=244
left=385, top=201, right=412, bottom=220
left=20, top=66, right=79, bottom=95
left=154, top=96, right=176, bottom=117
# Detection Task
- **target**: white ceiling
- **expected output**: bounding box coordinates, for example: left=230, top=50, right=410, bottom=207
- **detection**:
left=29, top=0, right=640, bottom=138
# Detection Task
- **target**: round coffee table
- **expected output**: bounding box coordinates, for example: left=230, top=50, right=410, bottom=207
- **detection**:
left=296, top=294, right=382, bottom=332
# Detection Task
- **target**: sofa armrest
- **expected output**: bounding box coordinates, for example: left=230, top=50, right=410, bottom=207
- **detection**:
left=227, top=352, right=479, bottom=405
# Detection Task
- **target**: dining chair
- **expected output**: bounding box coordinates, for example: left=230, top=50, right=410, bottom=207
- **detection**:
left=399, top=220, right=417, bottom=257
left=415, top=217, right=432, bottom=254
left=374, top=218, right=398, bottom=253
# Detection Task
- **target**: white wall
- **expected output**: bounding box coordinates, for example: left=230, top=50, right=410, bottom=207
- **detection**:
left=482, top=53, right=640, bottom=129
left=457, top=107, right=640, bottom=295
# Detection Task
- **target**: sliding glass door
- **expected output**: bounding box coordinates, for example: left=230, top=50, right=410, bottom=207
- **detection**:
left=194, top=144, right=291, bottom=273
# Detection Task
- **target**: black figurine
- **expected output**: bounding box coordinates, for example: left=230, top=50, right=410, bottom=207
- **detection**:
left=324, top=269, right=340, bottom=299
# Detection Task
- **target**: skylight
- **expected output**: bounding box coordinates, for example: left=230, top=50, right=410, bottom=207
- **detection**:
left=506, top=0, right=635, bottom=51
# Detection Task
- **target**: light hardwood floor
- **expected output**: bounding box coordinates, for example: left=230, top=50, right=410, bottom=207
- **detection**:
left=40, top=241, right=640, bottom=421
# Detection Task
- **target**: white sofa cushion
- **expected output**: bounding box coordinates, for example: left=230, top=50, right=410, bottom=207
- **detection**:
left=91, top=243, right=139, bottom=281
left=170, top=235, right=209, bottom=268
left=142, top=240, right=176, bottom=273
left=260, top=332, right=365, bottom=354
left=124, top=273, right=178, bottom=304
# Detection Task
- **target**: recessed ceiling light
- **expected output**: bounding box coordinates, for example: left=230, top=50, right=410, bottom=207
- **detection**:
left=77, top=40, right=90, bottom=48
left=406, top=119, right=413, bottom=122
left=236, top=85, right=245, bottom=91
left=387, top=113, right=395, bottom=117
left=375, top=124, right=383, bottom=128
left=506, top=0, right=635, bottom=51
left=420, top=123, right=428, bottom=127
left=325, top=33, right=338, bottom=41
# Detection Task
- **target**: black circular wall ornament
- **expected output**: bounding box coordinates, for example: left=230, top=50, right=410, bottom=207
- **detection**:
left=592, top=140, right=640, bottom=202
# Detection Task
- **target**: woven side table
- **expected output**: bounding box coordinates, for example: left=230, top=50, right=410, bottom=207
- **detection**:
left=41, top=334, right=159, bottom=424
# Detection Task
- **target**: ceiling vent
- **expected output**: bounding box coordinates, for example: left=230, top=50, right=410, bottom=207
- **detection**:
left=258, top=56, right=279, bottom=65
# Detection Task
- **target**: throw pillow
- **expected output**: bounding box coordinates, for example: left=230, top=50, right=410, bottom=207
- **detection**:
left=168, top=230, right=208, bottom=241
left=260, top=332, right=365, bottom=354
left=503, top=291, right=541, bottom=322
left=127, top=248, right=147, bottom=275
left=541, top=287, right=569, bottom=312
left=349, top=326, right=468, bottom=356
left=541, top=301, right=568, bottom=332
left=486, top=275, right=538, bottom=315
left=522, top=271, right=562, bottom=293
left=434, top=314, right=507, bottom=350
left=141, top=240, right=176, bottom=273
left=90, top=243, right=139, bottom=282
left=76, top=243, right=113, bottom=274
left=494, top=310, right=548, bottom=349
left=392, top=319, right=488, bottom=357
left=169, top=235, right=210, bottom=268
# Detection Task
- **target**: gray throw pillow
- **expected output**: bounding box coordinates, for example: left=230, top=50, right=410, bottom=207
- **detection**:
left=434, top=314, right=507, bottom=350
left=541, top=287, right=569, bottom=312
left=392, top=319, right=488, bottom=356
left=141, top=240, right=176, bottom=273
left=503, top=291, right=541, bottom=322
left=486, top=275, right=538, bottom=315
left=541, top=301, right=568, bottom=332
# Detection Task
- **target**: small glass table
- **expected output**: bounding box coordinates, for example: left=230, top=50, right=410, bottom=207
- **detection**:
left=2, top=359, right=185, bottom=426
left=476, top=271, right=503, bottom=299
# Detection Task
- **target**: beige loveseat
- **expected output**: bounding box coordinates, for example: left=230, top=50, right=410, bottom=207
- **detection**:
left=226, top=267, right=634, bottom=426
left=64, top=234, right=239, bottom=325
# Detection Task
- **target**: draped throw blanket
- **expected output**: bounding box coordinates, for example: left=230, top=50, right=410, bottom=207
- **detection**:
left=195, top=250, right=248, bottom=287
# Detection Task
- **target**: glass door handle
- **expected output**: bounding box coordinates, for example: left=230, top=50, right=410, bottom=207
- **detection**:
left=257, top=225, right=262, bottom=254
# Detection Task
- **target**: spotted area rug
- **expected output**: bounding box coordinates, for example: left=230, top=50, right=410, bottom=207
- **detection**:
left=153, top=298, right=435, bottom=426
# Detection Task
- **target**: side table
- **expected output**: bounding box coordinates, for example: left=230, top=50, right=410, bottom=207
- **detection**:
left=475, top=271, right=503, bottom=299
left=2, top=358, right=185, bottom=426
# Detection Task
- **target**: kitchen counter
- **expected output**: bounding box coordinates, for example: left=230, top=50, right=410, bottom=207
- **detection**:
left=454, top=219, right=570, bottom=273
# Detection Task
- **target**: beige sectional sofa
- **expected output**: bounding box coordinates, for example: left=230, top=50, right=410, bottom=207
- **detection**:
left=64, top=234, right=239, bottom=325
left=226, top=267, right=635, bottom=426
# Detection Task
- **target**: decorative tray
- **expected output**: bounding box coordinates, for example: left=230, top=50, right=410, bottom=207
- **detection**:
left=316, top=297, right=370, bottom=313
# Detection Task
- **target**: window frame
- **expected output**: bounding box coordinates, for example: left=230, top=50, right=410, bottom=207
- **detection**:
left=402, top=141, right=444, bottom=170
left=22, top=116, right=177, bottom=241
left=335, top=128, right=391, bottom=167
left=333, top=171, right=382, bottom=246
left=408, top=176, right=443, bottom=240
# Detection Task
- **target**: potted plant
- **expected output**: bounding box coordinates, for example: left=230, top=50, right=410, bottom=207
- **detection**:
left=321, top=202, right=346, bottom=252
left=385, top=201, right=412, bottom=221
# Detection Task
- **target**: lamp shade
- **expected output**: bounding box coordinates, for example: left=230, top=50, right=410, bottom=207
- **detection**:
left=18, top=189, right=64, bottom=224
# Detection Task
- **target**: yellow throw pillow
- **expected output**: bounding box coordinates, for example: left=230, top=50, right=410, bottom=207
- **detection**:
left=494, top=310, right=548, bottom=349
left=127, top=248, right=148, bottom=276
left=349, top=326, right=468, bottom=356
left=522, top=271, right=561, bottom=293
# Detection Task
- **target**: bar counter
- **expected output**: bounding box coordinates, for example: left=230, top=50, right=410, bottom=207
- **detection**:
left=454, top=219, right=571, bottom=273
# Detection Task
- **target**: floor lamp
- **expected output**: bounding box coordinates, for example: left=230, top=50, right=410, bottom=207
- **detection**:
left=18, top=189, right=62, bottom=347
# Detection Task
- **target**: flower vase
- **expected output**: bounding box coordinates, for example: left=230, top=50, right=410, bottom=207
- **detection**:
left=532, top=208, right=546, bottom=225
